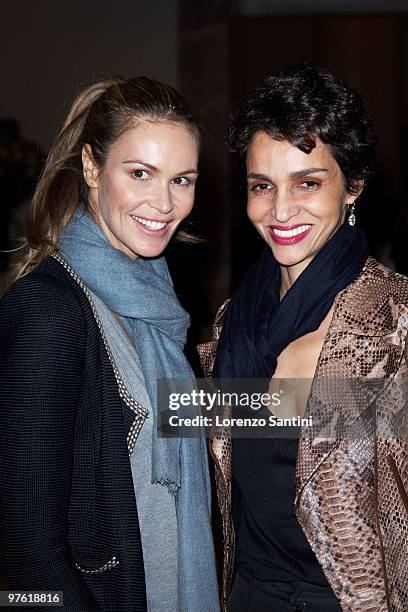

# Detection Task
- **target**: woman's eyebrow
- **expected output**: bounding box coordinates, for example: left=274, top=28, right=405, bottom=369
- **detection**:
left=247, top=168, right=328, bottom=182
left=289, top=168, right=328, bottom=180
left=177, top=169, right=199, bottom=175
left=122, top=159, right=158, bottom=170
left=122, top=160, right=198, bottom=175
left=247, top=172, right=271, bottom=181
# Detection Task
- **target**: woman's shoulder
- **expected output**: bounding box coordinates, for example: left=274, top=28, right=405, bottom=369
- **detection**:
left=359, top=257, right=408, bottom=305
left=0, top=256, right=88, bottom=330
left=332, top=257, right=408, bottom=337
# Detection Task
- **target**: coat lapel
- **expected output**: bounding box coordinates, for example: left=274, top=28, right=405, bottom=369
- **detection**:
left=295, top=257, right=405, bottom=502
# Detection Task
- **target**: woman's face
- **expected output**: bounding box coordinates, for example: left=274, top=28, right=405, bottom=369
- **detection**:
left=246, top=133, right=358, bottom=277
left=83, top=120, right=199, bottom=260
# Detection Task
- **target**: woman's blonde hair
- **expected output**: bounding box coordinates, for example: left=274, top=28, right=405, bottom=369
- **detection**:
left=14, top=76, right=202, bottom=280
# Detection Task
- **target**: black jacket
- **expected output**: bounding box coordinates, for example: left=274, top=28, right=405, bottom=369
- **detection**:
left=0, top=256, right=147, bottom=611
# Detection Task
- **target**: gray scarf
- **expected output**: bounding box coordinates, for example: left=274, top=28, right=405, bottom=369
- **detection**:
left=59, top=205, right=219, bottom=611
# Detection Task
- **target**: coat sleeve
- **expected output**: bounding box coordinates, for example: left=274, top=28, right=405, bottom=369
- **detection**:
left=0, top=273, right=99, bottom=611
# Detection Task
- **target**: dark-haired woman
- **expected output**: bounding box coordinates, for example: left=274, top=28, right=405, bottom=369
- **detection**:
left=199, top=64, right=408, bottom=611
left=0, top=77, right=219, bottom=611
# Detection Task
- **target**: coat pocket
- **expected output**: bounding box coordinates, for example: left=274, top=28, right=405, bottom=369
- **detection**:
left=75, top=555, right=119, bottom=575
left=70, top=545, right=119, bottom=610
left=387, top=454, right=408, bottom=513
left=70, top=545, right=120, bottom=575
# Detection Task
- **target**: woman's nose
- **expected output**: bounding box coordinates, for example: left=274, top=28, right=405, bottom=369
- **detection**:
left=150, top=185, right=174, bottom=214
left=273, top=190, right=299, bottom=223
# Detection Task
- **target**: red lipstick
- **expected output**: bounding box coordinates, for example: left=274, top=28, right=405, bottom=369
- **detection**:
left=267, top=224, right=312, bottom=245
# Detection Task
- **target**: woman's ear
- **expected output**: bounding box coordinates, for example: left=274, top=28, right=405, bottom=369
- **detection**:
left=82, top=144, right=99, bottom=189
left=345, top=179, right=365, bottom=206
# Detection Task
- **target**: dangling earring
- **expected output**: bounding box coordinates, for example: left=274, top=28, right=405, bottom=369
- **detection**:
left=348, top=203, right=356, bottom=227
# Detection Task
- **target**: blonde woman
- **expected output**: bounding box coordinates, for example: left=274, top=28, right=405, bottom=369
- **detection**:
left=0, top=77, right=219, bottom=612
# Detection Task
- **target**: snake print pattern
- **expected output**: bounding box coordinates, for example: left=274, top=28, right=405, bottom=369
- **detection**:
left=198, top=258, right=408, bottom=612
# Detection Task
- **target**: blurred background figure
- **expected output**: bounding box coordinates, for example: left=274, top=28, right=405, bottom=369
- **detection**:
left=0, top=119, right=43, bottom=278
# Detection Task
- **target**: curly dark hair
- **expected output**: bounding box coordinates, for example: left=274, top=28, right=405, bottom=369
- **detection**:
left=227, top=63, right=377, bottom=194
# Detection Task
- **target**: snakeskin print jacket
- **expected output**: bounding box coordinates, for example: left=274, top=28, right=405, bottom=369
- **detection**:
left=198, top=257, right=408, bottom=612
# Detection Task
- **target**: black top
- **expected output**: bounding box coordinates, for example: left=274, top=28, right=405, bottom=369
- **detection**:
left=0, top=257, right=147, bottom=611
left=232, top=411, right=333, bottom=587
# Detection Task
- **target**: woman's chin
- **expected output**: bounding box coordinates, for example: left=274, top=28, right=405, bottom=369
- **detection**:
left=269, top=245, right=309, bottom=269
left=133, top=245, right=169, bottom=259
left=119, top=236, right=172, bottom=260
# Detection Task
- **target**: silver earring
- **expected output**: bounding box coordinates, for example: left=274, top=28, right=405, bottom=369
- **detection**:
left=348, top=203, right=356, bottom=227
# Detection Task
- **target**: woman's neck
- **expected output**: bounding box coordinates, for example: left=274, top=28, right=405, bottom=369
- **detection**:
left=279, top=259, right=310, bottom=300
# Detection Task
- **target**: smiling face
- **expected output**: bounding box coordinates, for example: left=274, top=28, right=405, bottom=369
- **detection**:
left=246, top=133, right=360, bottom=281
left=82, top=120, right=199, bottom=260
